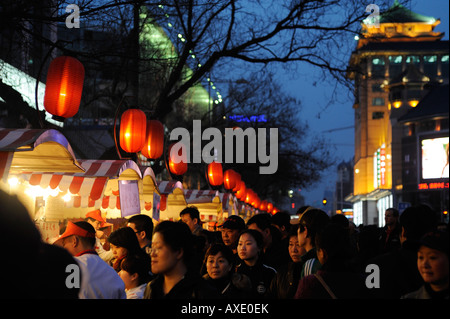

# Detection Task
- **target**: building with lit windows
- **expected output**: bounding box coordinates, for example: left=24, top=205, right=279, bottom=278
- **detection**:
left=346, top=1, right=449, bottom=226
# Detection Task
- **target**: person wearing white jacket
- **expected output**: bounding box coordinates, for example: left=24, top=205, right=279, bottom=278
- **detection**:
left=56, top=221, right=126, bottom=299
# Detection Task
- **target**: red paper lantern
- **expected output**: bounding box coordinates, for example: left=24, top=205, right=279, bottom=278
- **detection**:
left=232, top=173, right=242, bottom=192
left=168, top=143, right=188, bottom=176
left=245, top=189, right=254, bottom=204
left=235, top=181, right=246, bottom=200
left=224, top=169, right=238, bottom=190
left=141, top=120, right=164, bottom=159
left=260, top=200, right=268, bottom=212
left=44, top=56, right=85, bottom=118
left=252, top=196, right=261, bottom=209
left=207, top=161, right=223, bottom=186
left=267, top=202, right=274, bottom=214
left=120, top=109, right=147, bottom=153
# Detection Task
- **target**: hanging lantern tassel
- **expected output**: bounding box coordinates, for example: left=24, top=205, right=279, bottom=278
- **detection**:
left=207, top=161, right=223, bottom=186
left=44, top=56, right=85, bottom=120
left=141, top=120, right=164, bottom=159
left=119, top=109, right=147, bottom=153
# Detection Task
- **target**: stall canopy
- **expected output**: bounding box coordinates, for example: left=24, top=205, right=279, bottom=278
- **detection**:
left=34, top=159, right=141, bottom=209
left=184, top=189, right=225, bottom=224
left=0, top=128, right=84, bottom=182
left=156, top=180, right=187, bottom=221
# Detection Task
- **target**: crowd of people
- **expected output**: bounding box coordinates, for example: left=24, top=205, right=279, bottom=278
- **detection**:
left=0, top=189, right=448, bottom=300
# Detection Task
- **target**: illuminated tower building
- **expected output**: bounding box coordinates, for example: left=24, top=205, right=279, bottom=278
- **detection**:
left=346, top=1, right=449, bottom=226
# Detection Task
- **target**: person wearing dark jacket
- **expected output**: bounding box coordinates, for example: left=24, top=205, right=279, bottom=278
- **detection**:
left=143, top=221, right=219, bottom=299
left=297, top=209, right=330, bottom=279
left=369, top=204, right=438, bottom=299
left=235, top=229, right=277, bottom=298
left=268, top=225, right=304, bottom=299
left=295, top=223, right=368, bottom=299
left=202, top=243, right=252, bottom=299
left=378, top=208, right=401, bottom=254
left=247, top=213, right=290, bottom=272
left=402, top=231, right=449, bottom=299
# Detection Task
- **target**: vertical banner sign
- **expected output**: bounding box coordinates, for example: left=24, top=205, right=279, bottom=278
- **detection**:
left=373, top=151, right=378, bottom=189
left=153, top=193, right=160, bottom=221
left=380, top=144, right=386, bottom=186
left=374, top=148, right=381, bottom=188
left=118, top=180, right=141, bottom=217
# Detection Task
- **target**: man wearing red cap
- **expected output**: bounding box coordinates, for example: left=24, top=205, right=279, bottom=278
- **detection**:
left=57, top=221, right=126, bottom=299
left=85, top=209, right=114, bottom=263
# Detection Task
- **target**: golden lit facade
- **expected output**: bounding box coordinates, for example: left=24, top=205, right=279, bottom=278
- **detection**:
left=346, top=1, right=449, bottom=226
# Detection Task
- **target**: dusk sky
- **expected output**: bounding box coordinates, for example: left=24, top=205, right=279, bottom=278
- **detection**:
left=281, top=0, right=449, bottom=208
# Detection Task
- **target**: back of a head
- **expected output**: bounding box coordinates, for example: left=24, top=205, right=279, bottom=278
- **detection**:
left=0, top=190, right=42, bottom=256
left=315, top=223, right=351, bottom=261
left=247, top=213, right=272, bottom=230
left=272, top=211, right=291, bottom=230
left=74, top=221, right=96, bottom=248
left=399, top=204, right=438, bottom=242
left=330, top=214, right=350, bottom=229
left=300, top=209, right=330, bottom=244
left=128, top=214, right=154, bottom=239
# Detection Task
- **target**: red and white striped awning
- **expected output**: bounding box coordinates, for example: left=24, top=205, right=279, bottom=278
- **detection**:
left=156, top=180, right=186, bottom=212
left=0, top=129, right=83, bottom=181
left=183, top=189, right=220, bottom=204
left=17, top=159, right=141, bottom=209
left=157, top=180, right=184, bottom=195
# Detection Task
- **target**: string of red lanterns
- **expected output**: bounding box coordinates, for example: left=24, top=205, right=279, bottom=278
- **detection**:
left=43, top=56, right=278, bottom=212
left=206, top=164, right=277, bottom=214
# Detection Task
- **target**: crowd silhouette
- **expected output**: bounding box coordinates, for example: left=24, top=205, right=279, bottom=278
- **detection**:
left=0, top=189, right=448, bottom=300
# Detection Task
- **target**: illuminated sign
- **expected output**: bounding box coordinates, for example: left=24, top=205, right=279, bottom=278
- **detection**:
left=421, top=137, right=449, bottom=180
left=418, top=182, right=449, bottom=190
left=374, top=144, right=386, bottom=188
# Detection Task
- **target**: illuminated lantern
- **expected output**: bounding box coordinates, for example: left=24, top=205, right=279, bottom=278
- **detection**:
left=232, top=173, right=243, bottom=192
left=141, top=120, right=164, bottom=159
left=260, top=200, right=268, bottom=212
left=207, top=161, right=223, bottom=186
left=224, top=169, right=240, bottom=190
left=44, top=56, right=85, bottom=119
left=245, top=189, right=254, bottom=204
left=168, top=143, right=188, bottom=176
left=235, top=181, right=246, bottom=200
left=120, top=109, right=147, bottom=153
left=252, top=195, right=261, bottom=209
left=267, top=202, right=274, bottom=214
left=272, top=207, right=280, bottom=214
